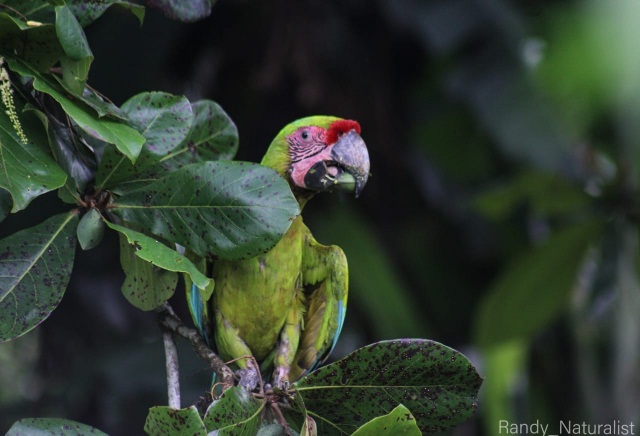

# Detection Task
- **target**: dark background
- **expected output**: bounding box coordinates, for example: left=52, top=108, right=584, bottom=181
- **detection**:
left=2, top=0, right=640, bottom=434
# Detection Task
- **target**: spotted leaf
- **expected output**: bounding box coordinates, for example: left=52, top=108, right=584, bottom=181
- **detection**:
left=0, top=212, right=78, bottom=342
left=7, top=417, right=107, bottom=435
left=122, top=92, right=193, bottom=157
left=0, top=98, right=67, bottom=213
left=68, top=0, right=145, bottom=26
left=109, top=161, right=300, bottom=260
left=0, top=13, right=65, bottom=71
left=352, top=404, right=421, bottom=435
left=106, top=221, right=210, bottom=310
left=281, top=384, right=316, bottom=435
left=203, top=386, right=265, bottom=433
left=116, top=233, right=177, bottom=311
left=144, top=406, right=206, bottom=436
left=294, top=339, right=483, bottom=434
left=96, top=98, right=236, bottom=191
left=95, top=91, right=194, bottom=189
left=164, top=99, right=238, bottom=167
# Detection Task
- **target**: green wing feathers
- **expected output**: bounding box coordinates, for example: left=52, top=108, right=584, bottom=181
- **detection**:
left=290, top=223, right=349, bottom=381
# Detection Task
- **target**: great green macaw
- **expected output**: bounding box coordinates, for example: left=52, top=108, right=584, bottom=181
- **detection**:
left=187, top=116, right=369, bottom=389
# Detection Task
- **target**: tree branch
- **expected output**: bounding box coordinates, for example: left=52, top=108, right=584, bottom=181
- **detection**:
left=157, top=303, right=235, bottom=387
left=163, top=331, right=181, bottom=408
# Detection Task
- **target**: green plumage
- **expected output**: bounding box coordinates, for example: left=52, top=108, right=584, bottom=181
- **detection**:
left=187, top=115, right=367, bottom=388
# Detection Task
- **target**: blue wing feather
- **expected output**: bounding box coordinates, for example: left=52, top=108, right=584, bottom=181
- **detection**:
left=308, top=299, right=346, bottom=373
left=189, top=283, right=212, bottom=347
left=330, top=300, right=346, bottom=355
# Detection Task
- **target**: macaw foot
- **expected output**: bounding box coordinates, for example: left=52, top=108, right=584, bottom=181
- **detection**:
left=272, top=366, right=291, bottom=391
left=236, top=361, right=260, bottom=391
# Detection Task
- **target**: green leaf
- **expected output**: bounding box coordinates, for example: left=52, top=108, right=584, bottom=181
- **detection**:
left=294, top=339, right=483, bottom=434
left=117, top=233, right=177, bottom=311
left=0, top=1, right=57, bottom=24
left=0, top=101, right=67, bottom=212
left=46, top=73, right=129, bottom=121
left=0, top=11, right=32, bottom=30
left=281, top=384, right=313, bottom=435
left=150, top=0, right=214, bottom=22
left=474, top=219, right=603, bottom=347
left=0, top=14, right=65, bottom=71
left=76, top=86, right=129, bottom=120
left=96, top=98, right=237, bottom=190
left=0, top=0, right=144, bottom=27
left=167, top=99, right=239, bottom=166
left=122, top=91, right=193, bottom=155
left=107, top=220, right=210, bottom=289
left=0, top=2, right=47, bottom=21
left=55, top=6, right=93, bottom=61
left=77, top=209, right=105, bottom=250
left=144, top=406, right=206, bottom=436
left=95, top=92, right=193, bottom=189
left=59, top=55, right=92, bottom=95
left=352, top=405, right=422, bottom=435
left=94, top=146, right=152, bottom=191
left=5, top=56, right=146, bottom=162
left=7, top=417, right=108, bottom=435
left=68, top=0, right=145, bottom=26
left=110, top=161, right=300, bottom=260
left=0, top=212, right=78, bottom=342
left=183, top=249, right=214, bottom=296
left=203, top=386, right=265, bottom=434
left=29, top=108, right=95, bottom=195
left=57, top=182, right=80, bottom=205
left=94, top=92, right=194, bottom=188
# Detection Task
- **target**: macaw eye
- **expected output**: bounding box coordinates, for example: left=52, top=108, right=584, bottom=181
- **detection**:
left=301, top=131, right=309, bottom=140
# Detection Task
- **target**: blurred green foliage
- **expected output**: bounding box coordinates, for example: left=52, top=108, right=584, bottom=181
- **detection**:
left=2, top=0, right=640, bottom=434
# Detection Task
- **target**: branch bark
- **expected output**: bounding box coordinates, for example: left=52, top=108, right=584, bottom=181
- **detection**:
left=163, top=331, right=181, bottom=408
left=157, top=303, right=235, bottom=387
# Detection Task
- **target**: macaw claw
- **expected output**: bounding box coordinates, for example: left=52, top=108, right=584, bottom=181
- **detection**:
left=236, top=366, right=260, bottom=391
left=272, top=366, right=291, bottom=390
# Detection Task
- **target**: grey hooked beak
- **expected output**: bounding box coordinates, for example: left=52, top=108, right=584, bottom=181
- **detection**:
left=330, top=130, right=370, bottom=198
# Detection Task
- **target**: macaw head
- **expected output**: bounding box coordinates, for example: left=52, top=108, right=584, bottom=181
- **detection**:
left=261, top=116, right=370, bottom=202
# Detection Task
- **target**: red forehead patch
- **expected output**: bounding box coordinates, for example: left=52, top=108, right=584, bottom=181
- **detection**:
left=325, top=119, right=361, bottom=145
